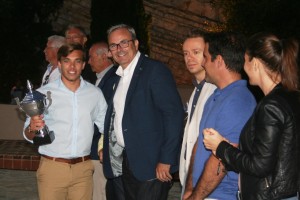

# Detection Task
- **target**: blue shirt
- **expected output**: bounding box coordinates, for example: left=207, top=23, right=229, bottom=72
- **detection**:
left=193, top=80, right=256, bottom=199
left=23, top=78, right=107, bottom=158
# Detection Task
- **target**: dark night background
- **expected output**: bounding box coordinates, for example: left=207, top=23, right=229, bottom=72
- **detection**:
left=0, top=0, right=299, bottom=104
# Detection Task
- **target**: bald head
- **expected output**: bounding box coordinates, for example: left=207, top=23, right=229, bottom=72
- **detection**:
left=88, top=42, right=113, bottom=73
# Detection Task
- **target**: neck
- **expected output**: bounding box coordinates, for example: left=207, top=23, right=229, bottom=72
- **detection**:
left=194, top=71, right=205, bottom=83
left=217, top=73, right=241, bottom=89
left=50, top=61, right=58, bottom=70
left=260, top=80, right=278, bottom=95
left=62, top=78, right=81, bottom=92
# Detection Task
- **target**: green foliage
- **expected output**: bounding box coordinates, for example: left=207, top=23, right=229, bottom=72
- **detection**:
left=0, top=0, right=63, bottom=103
left=214, top=0, right=300, bottom=39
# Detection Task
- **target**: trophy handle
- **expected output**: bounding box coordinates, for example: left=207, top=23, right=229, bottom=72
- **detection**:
left=15, top=97, right=25, bottom=112
left=44, top=91, right=52, bottom=114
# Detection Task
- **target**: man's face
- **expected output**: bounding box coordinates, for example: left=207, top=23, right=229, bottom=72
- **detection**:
left=182, top=37, right=205, bottom=76
left=65, top=28, right=87, bottom=46
left=58, top=50, right=85, bottom=84
left=108, top=28, right=138, bottom=68
left=44, top=41, right=58, bottom=63
left=88, top=46, right=105, bottom=73
left=202, top=43, right=217, bottom=84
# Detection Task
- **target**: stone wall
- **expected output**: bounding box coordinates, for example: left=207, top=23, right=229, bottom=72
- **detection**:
left=51, top=0, right=223, bottom=84
left=143, top=0, right=223, bottom=84
left=52, top=0, right=91, bottom=34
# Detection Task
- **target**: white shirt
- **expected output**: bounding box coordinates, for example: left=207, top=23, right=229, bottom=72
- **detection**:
left=23, top=77, right=107, bottom=158
left=113, top=51, right=141, bottom=147
left=95, top=64, right=113, bottom=86
left=41, top=64, right=61, bottom=86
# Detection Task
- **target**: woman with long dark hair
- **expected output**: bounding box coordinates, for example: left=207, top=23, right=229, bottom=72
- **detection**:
left=203, top=32, right=300, bottom=200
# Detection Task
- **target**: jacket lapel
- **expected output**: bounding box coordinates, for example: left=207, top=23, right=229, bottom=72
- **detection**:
left=124, top=54, right=145, bottom=107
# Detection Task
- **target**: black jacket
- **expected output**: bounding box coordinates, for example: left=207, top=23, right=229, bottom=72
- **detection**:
left=217, top=84, right=300, bottom=200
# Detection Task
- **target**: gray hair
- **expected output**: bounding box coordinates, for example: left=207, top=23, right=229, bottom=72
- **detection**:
left=94, top=42, right=109, bottom=55
left=107, top=24, right=137, bottom=40
left=48, top=35, right=66, bottom=48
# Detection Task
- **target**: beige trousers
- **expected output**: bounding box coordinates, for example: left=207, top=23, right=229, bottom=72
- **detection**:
left=37, top=157, right=94, bottom=200
left=92, top=160, right=107, bottom=200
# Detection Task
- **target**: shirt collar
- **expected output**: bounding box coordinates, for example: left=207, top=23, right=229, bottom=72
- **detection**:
left=192, top=79, right=205, bottom=89
left=96, top=64, right=114, bottom=79
left=58, top=76, right=86, bottom=92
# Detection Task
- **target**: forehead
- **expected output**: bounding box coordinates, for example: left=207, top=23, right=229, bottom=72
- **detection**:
left=64, top=50, right=84, bottom=59
left=108, top=28, right=131, bottom=42
left=183, top=37, right=205, bottom=50
left=66, top=28, right=83, bottom=36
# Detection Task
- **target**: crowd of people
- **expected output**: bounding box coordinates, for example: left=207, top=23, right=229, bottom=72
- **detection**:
left=21, top=23, right=299, bottom=200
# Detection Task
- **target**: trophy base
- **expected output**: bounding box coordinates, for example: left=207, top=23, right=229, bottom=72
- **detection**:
left=33, top=131, right=55, bottom=146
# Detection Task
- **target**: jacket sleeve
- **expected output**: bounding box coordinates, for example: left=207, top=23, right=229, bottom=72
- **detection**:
left=150, top=62, right=184, bottom=165
left=216, top=100, right=285, bottom=177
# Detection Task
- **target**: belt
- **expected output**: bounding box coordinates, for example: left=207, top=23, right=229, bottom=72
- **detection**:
left=42, top=155, right=91, bottom=164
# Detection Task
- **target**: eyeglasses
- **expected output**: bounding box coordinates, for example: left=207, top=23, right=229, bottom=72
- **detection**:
left=109, top=39, right=134, bottom=51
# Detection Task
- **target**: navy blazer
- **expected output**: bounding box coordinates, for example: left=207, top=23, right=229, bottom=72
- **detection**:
left=90, top=65, right=119, bottom=160
left=103, top=54, right=184, bottom=181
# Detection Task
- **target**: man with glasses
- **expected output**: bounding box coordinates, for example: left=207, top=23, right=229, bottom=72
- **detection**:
left=102, top=24, right=184, bottom=200
left=42, top=35, right=66, bottom=86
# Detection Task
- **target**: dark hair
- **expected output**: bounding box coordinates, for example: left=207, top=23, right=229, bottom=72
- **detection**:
left=187, top=29, right=206, bottom=39
left=247, top=32, right=299, bottom=90
left=182, top=29, right=206, bottom=45
left=205, top=32, right=246, bottom=73
left=57, top=43, right=86, bottom=61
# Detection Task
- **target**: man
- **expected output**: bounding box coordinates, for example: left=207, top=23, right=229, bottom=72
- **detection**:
left=65, top=24, right=96, bottom=83
left=42, top=35, right=66, bottom=85
left=23, top=43, right=107, bottom=200
left=183, top=32, right=257, bottom=200
left=102, top=24, right=184, bottom=200
left=179, top=30, right=216, bottom=194
left=88, top=41, right=119, bottom=200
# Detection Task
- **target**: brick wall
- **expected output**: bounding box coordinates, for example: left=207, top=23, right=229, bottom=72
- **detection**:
left=52, top=0, right=223, bottom=85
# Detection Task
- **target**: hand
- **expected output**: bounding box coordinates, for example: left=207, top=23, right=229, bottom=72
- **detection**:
left=203, top=128, right=224, bottom=154
left=98, top=149, right=103, bottom=163
left=30, top=115, right=45, bottom=131
left=156, top=163, right=172, bottom=182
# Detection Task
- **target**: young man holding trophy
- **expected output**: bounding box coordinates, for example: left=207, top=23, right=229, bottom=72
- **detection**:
left=22, top=43, right=107, bottom=200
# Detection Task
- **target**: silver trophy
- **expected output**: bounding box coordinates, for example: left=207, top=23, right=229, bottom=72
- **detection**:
left=15, top=80, right=55, bottom=145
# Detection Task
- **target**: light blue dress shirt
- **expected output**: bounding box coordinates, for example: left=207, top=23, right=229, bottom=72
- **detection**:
left=23, top=77, right=107, bottom=158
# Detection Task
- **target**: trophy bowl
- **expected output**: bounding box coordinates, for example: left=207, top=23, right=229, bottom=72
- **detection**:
left=15, top=80, right=55, bottom=145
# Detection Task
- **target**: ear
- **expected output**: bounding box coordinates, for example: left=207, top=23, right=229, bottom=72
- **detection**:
left=82, top=62, right=86, bottom=70
left=253, top=57, right=261, bottom=71
left=58, top=61, right=62, bottom=70
left=107, top=51, right=112, bottom=58
left=216, top=55, right=224, bottom=68
left=134, top=39, right=139, bottom=50
left=83, top=36, right=88, bottom=45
